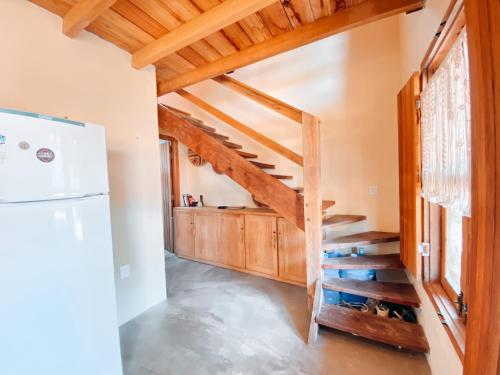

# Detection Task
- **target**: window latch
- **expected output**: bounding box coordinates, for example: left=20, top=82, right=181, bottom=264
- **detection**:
left=419, top=242, right=431, bottom=257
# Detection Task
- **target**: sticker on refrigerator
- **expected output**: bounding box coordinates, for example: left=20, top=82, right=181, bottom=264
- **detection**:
left=18, top=141, right=30, bottom=150
left=36, top=148, right=55, bottom=163
left=0, top=134, right=5, bottom=144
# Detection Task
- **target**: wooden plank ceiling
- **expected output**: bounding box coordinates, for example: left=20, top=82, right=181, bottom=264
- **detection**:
left=31, top=0, right=422, bottom=96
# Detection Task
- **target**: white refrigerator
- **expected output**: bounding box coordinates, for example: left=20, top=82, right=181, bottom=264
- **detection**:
left=0, top=109, right=123, bottom=375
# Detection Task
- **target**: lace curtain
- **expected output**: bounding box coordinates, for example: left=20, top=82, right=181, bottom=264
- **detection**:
left=421, top=29, right=471, bottom=217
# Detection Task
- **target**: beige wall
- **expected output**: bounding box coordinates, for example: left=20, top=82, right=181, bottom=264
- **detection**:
left=399, top=1, right=463, bottom=374
left=0, top=0, right=166, bottom=325
left=160, top=16, right=403, bottom=240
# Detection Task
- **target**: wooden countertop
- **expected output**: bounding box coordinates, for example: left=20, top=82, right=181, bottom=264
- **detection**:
left=174, top=206, right=282, bottom=217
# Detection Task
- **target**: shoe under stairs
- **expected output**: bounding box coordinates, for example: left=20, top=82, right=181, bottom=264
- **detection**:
left=309, top=217, right=429, bottom=353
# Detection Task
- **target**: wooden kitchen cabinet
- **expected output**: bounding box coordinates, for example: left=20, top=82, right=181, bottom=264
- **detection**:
left=173, top=207, right=305, bottom=286
left=277, top=218, right=306, bottom=283
left=194, top=211, right=219, bottom=262
left=174, top=210, right=194, bottom=258
left=245, top=215, right=278, bottom=276
left=217, top=213, right=245, bottom=269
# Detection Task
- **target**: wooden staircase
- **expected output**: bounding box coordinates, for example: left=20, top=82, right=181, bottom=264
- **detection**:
left=159, top=104, right=307, bottom=228
left=159, top=104, right=336, bottom=230
left=309, top=230, right=429, bottom=352
left=158, top=77, right=428, bottom=354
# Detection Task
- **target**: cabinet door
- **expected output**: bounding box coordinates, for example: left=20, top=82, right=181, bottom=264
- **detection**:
left=277, top=218, right=306, bottom=283
left=174, top=210, right=194, bottom=258
left=218, top=213, right=245, bottom=269
left=194, top=211, right=218, bottom=262
left=245, top=215, right=278, bottom=276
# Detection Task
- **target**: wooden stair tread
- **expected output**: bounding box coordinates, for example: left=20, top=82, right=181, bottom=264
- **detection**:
left=250, top=161, right=275, bottom=169
left=322, top=200, right=335, bottom=210
left=237, top=150, right=258, bottom=159
left=322, top=231, right=400, bottom=250
left=223, top=140, right=243, bottom=149
left=270, top=174, right=293, bottom=180
left=322, top=279, right=420, bottom=307
left=322, top=214, right=367, bottom=229
left=164, top=105, right=191, bottom=117
left=322, top=254, right=403, bottom=270
left=208, top=132, right=230, bottom=141
left=316, top=304, right=429, bottom=353
left=194, top=123, right=216, bottom=133
left=292, top=187, right=304, bottom=193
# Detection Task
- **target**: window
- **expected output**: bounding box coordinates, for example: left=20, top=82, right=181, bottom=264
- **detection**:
left=418, top=2, right=469, bottom=360
left=442, top=208, right=463, bottom=299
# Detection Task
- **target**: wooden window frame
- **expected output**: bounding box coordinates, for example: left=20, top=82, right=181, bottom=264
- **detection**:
left=419, top=0, right=468, bottom=361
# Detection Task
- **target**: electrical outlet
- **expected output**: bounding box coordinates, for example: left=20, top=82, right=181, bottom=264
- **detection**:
left=368, top=185, right=379, bottom=196
left=120, top=265, right=130, bottom=280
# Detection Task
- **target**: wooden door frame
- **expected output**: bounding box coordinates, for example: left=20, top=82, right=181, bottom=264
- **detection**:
left=159, top=135, right=181, bottom=207
left=463, top=0, right=500, bottom=374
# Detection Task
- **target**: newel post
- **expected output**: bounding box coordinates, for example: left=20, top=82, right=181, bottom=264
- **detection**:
left=302, top=113, right=322, bottom=309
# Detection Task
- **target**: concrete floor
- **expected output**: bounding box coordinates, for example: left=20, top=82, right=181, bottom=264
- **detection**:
left=120, top=254, right=431, bottom=375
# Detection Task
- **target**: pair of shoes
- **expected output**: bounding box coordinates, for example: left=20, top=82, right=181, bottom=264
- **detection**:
left=376, top=303, right=389, bottom=317
left=338, top=299, right=369, bottom=313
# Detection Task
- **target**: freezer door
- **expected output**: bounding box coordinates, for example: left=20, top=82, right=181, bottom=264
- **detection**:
left=0, top=195, right=122, bottom=375
left=0, top=109, right=109, bottom=203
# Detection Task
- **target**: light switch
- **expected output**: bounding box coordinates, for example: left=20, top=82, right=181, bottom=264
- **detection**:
left=368, top=185, right=379, bottom=196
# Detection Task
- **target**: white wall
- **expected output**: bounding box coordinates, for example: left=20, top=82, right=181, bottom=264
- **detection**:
left=160, top=15, right=403, bottom=238
left=399, top=1, right=463, bottom=374
left=0, top=0, right=166, bottom=325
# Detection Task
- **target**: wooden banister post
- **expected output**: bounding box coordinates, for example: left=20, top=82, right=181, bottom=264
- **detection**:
left=302, top=113, right=322, bottom=310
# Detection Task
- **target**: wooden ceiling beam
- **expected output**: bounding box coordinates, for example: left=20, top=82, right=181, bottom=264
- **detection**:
left=212, top=75, right=304, bottom=123
left=63, top=0, right=118, bottom=38
left=158, top=0, right=424, bottom=95
left=132, top=0, right=278, bottom=69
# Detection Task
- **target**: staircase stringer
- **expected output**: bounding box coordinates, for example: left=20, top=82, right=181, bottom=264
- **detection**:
left=158, top=103, right=305, bottom=230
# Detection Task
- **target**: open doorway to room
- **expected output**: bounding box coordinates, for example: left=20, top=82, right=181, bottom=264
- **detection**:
left=159, top=138, right=180, bottom=253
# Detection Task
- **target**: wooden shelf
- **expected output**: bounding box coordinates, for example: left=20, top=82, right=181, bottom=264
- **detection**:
left=322, top=279, right=421, bottom=307
left=322, top=214, right=367, bottom=229
left=321, top=254, right=403, bottom=270
left=316, top=303, right=429, bottom=353
left=322, top=231, right=400, bottom=250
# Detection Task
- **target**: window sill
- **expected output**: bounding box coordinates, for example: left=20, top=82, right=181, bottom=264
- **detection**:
left=423, top=282, right=466, bottom=362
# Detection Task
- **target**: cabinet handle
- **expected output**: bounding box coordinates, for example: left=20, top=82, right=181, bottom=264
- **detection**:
left=272, top=231, right=277, bottom=249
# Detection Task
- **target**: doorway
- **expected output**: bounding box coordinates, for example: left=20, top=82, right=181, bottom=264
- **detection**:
left=160, top=140, right=174, bottom=252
